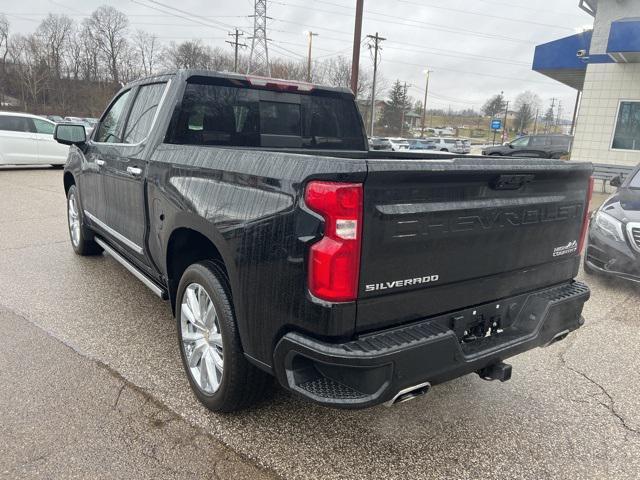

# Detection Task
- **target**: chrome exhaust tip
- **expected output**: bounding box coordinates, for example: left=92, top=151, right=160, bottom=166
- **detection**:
left=385, top=381, right=431, bottom=407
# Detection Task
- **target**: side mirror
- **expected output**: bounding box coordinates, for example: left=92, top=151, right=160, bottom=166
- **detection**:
left=610, top=175, right=622, bottom=188
left=54, top=124, right=87, bottom=146
left=507, top=143, right=514, bottom=148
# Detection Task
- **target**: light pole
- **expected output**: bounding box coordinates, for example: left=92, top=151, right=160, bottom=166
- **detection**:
left=420, top=69, right=431, bottom=138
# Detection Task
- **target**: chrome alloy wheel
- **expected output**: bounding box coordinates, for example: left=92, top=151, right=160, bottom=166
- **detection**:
left=181, top=283, right=224, bottom=394
left=68, top=192, right=80, bottom=247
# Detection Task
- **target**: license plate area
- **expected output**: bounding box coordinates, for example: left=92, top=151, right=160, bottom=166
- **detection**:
left=450, top=300, right=523, bottom=344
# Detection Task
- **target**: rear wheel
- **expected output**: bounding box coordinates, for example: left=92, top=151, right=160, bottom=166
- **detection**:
left=440, top=148, right=449, bottom=152
left=176, top=261, right=270, bottom=412
left=66, top=185, right=102, bottom=256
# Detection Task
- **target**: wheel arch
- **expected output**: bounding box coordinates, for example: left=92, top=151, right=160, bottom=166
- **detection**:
left=165, top=226, right=232, bottom=315
left=63, top=171, right=75, bottom=194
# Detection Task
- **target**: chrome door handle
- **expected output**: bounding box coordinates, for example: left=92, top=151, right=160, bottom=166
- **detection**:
left=95, top=159, right=105, bottom=166
left=127, top=166, right=143, bottom=176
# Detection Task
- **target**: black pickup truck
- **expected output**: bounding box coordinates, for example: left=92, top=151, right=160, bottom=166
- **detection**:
left=55, top=70, right=592, bottom=412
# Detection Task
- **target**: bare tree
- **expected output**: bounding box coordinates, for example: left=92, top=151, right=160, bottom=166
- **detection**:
left=0, top=14, right=9, bottom=104
left=85, top=6, right=129, bottom=84
left=164, top=40, right=214, bottom=69
left=10, top=34, right=49, bottom=109
left=37, top=14, right=74, bottom=79
left=134, top=30, right=158, bottom=76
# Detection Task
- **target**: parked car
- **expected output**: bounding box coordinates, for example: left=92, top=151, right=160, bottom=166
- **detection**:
left=428, top=137, right=465, bottom=153
left=481, top=134, right=573, bottom=158
left=461, top=139, right=471, bottom=154
left=0, top=112, right=68, bottom=167
left=584, top=165, right=640, bottom=283
left=64, top=117, right=96, bottom=136
left=407, top=139, right=436, bottom=151
left=388, top=138, right=410, bottom=151
left=56, top=70, right=592, bottom=412
left=47, top=115, right=65, bottom=123
left=369, top=137, right=392, bottom=150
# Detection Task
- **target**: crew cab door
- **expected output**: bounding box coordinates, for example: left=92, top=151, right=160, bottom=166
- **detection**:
left=83, top=89, right=133, bottom=240
left=99, top=82, right=168, bottom=271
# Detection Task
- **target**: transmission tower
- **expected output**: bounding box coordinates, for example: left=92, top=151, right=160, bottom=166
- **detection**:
left=247, top=0, right=270, bottom=76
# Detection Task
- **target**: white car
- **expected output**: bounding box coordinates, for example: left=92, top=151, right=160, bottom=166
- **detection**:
left=428, top=137, right=465, bottom=154
left=388, top=138, right=410, bottom=151
left=0, top=112, right=69, bottom=166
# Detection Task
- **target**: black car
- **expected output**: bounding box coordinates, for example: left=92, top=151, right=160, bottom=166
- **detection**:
left=584, top=165, right=640, bottom=283
left=482, top=134, right=572, bottom=159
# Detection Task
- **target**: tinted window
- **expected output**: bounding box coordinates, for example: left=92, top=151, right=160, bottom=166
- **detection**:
left=0, top=115, right=31, bottom=133
left=530, top=136, right=547, bottom=147
left=123, top=83, right=167, bottom=144
left=510, top=136, right=530, bottom=147
left=168, top=81, right=365, bottom=150
left=550, top=136, right=571, bottom=147
left=33, top=118, right=55, bottom=135
left=95, top=90, right=132, bottom=143
left=612, top=101, right=640, bottom=151
left=629, top=170, right=640, bottom=189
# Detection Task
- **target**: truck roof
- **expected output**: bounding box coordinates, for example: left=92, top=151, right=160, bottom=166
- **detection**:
left=124, top=69, right=354, bottom=97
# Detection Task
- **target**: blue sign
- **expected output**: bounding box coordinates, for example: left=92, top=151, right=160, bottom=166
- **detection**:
left=491, top=119, right=502, bottom=130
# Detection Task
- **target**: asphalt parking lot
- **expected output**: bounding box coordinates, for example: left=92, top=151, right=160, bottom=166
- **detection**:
left=1, top=167, right=640, bottom=479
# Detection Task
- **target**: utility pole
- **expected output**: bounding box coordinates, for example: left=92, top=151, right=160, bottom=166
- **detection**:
left=366, top=32, right=386, bottom=137
left=420, top=69, right=430, bottom=138
left=546, top=98, right=557, bottom=134
left=502, top=100, right=509, bottom=143
left=350, top=0, right=364, bottom=95
left=533, top=108, right=539, bottom=135
left=400, top=81, right=410, bottom=138
left=226, top=28, right=246, bottom=72
left=305, top=31, right=318, bottom=82
left=556, top=101, right=563, bottom=133
left=570, top=90, right=582, bottom=136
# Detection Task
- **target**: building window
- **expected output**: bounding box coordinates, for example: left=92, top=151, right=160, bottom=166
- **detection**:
left=612, top=101, right=640, bottom=151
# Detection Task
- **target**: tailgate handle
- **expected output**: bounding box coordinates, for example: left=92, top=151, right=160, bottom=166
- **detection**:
left=491, top=174, right=535, bottom=190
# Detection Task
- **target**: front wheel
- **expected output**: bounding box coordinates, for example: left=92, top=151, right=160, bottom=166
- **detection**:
left=66, top=185, right=102, bottom=256
left=176, top=261, right=271, bottom=412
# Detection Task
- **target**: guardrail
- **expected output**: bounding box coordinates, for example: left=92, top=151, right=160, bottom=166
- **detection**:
left=592, top=163, right=635, bottom=192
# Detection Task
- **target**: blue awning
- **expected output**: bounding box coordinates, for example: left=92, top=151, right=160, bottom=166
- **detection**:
left=532, top=31, right=592, bottom=89
left=607, top=18, right=640, bottom=62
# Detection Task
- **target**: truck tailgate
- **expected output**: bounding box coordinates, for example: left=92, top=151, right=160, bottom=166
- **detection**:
left=357, top=157, right=592, bottom=332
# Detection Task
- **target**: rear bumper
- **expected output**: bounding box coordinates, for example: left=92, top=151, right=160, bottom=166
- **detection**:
left=273, top=281, right=589, bottom=408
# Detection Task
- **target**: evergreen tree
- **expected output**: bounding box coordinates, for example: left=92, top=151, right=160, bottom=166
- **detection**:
left=482, top=94, right=506, bottom=118
left=380, top=80, right=411, bottom=135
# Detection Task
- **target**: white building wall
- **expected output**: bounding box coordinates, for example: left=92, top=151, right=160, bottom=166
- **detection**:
left=590, top=0, right=640, bottom=55
left=571, top=62, right=640, bottom=166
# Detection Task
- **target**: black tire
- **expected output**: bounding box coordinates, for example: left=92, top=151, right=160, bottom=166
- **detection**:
left=176, top=260, right=271, bottom=412
left=66, top=185, right=102, bottom=256
left=489, top=152, right=502, bottom=156
left=440, top=148, right=449, bottom=152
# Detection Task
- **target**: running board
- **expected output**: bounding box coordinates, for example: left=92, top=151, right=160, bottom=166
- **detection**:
left=94, top=237, right=168, bottom=300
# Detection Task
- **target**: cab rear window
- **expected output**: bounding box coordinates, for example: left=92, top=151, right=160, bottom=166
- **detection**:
left=166, top=80, right=365, bottom=150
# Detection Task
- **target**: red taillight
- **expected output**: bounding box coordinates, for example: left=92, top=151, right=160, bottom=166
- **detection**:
left=305, top=181, right=363, bottom=302
left=578, top=176, right=595, bottom=254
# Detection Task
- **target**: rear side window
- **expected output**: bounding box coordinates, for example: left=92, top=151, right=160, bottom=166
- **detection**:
left=123, top=83, right=167, bottom=144
left=95, top=90, right=132, bottom=143
left=167, top=81, right=365, bottom=150
left=629, top=170, right=640, bottom=189
left=0, top=115, right=31, bottom=133
left=530, top=136, right=547, bottom=146
left=33, top=118, right=55, bottom=135
left=550, top=136, right=571, bottom=147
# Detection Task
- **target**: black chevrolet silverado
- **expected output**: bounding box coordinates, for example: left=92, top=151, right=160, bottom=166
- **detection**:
left=56, top=70, right=593, bottom=412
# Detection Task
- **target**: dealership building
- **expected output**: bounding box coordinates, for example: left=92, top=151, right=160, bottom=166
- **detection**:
left=533, top=0, right=640, bottom=167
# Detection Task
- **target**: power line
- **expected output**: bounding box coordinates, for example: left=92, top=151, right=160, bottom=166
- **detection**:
left=226, top=28, right=247, bottom=72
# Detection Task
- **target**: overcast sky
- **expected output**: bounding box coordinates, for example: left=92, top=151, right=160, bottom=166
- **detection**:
left=3, top=0, right=594, bottom=117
